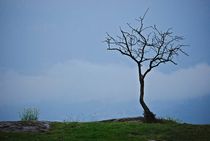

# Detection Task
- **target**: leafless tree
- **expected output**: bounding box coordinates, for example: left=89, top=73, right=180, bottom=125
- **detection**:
left=104, top=10, right=188, bottom=122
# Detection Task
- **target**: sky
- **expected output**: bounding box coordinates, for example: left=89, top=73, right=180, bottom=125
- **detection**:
left=0, top=0, right=210, bottom=124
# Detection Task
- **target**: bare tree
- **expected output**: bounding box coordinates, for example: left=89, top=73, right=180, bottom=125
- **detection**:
left=104, top=10, right=188, bottom=122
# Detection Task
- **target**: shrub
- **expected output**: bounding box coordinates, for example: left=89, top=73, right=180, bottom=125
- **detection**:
left=19, top=108, right=39, bottom=121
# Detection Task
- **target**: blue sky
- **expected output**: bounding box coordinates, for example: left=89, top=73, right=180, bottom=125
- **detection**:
left=0, top=0, right=210, bottom=124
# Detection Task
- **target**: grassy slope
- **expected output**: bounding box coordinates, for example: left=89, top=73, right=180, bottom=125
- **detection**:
left=0, top=121, right=210, bottom=141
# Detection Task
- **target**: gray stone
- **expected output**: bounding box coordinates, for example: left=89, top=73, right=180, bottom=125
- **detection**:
left=0, top=121, right=50, bottom=132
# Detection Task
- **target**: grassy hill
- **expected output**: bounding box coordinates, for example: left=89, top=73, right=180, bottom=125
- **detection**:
left=0, top=121, right=210, bottom=141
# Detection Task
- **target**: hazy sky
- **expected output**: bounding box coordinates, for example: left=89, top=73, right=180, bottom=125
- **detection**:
left=0, top=0, right=210, bottom=123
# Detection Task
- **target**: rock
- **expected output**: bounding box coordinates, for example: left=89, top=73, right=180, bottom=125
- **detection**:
left=0, top=121, right=50, bottom=132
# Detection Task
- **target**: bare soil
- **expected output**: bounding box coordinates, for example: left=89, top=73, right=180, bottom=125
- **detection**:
left=100, top=116, right=145, bottom=122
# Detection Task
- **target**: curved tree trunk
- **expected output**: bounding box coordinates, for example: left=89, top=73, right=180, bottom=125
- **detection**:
left=138, top=64, right=156, bottom=122
left=139, top=78, right=156, bottom=122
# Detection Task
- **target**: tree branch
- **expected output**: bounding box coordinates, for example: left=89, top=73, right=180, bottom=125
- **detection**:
left=104, top=11, right=188, bottom=78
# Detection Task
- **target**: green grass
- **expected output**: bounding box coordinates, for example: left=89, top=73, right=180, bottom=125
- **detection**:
left=0, top=121, right=210, bottom=141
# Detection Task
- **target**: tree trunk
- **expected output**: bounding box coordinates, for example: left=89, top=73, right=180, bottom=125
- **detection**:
left=138, top=64, right=156, bottom=122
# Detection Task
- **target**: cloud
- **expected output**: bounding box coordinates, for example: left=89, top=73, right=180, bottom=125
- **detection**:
left=0, top=60, right=137, bottom=105
left=145, top=63, right=210, bottom=101
left=0, top=60, right=210, bottom=106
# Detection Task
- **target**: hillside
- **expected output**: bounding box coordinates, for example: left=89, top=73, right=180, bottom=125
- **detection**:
left=0, top=120, right=210, bottom=141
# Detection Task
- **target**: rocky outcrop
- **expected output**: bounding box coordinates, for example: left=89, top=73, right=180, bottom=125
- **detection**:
left=0, top=121, right=50, bottom=132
